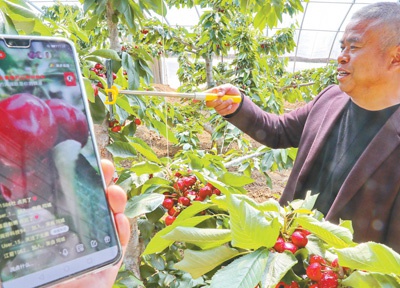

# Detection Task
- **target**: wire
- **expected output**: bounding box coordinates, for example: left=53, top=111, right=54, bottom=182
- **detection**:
left=160, top=3, right=170, bottom=161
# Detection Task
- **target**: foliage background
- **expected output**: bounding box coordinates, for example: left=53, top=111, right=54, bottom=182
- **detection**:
left=0, top=0, right=347, bottom=287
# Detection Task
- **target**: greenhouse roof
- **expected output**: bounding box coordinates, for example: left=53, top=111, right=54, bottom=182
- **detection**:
left=26, top=0, right=399, bottom=86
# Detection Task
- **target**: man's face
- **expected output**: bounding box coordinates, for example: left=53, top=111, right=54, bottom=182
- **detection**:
left=337, top=19, right=394, bottom=100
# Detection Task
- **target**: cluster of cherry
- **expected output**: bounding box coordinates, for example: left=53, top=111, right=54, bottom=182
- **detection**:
left=162, top=172, right=221, bottom=226
left=0, top=93, right=88, bottom=204
left=273, top=229, right=347, bottom=288
left=89, top=63, right=117, bottom=95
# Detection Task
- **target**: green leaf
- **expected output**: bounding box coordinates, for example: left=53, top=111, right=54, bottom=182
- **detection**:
left=0, top=13, right=18, bottom=34
left=128, top=137, right=161, bottom=163
left=335, top=242, right=400, bottom=274
left=84, top=14, right=99, bottom=31
left=175, top=201, right=216, bottom=222
left=253, top=4, right=269, bottom=31
left=210, top=249, right=270, bottom=288
left=89, top=94, right=107, bottom=123
left=228, top=195, right=281, bottom=250
left=163, top=227, right=231, bottom=250
left=148, top=115, right=179, bottom=144
left=125, top=193, right=164, bottom=218
left=83, top=77, right=95, bottom=102
left=89, top=49, right=121, bottom=61
left=219, top=172, right=254, bottom=187
left=295, top=215, right=354, bottom=248
left=130, top=161, right=162, bottom=176
left=298, top=191, right=318, bottom=210
left=122, top=53, right=139, bottom=89
left=142, top=215, right=212, bottom=255
left=112, top=0, right=136, bottom=30
left=142, top=177, right=173, bottom=194
left=341, top=271, right=400, bottom=288
left=116, top=95, right=136, bottom=115
left=107, top=141, right=137, bottom=158
left=4, top=0, right=37, bottom=19
left=174, top=246, right=240, bottom=280
left=231, top=194, right=281, bottom=213
left=261, top=252, right=298, bottom=288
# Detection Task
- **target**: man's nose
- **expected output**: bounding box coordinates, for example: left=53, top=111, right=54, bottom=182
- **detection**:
left=338, top=51, right=349, bottom=64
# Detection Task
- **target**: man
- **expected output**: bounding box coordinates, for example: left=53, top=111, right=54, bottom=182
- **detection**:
left=206, top=2, right=400, bottom=252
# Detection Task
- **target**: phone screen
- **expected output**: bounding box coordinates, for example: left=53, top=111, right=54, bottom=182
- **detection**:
left=0, top=36, right=121, bottom=288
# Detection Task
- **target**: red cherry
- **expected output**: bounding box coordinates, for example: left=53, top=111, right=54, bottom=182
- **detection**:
left=176, top=180, right=186, bottom=191
left=331, top=258, right=339, bottom=268
left=290, top=281, right=300, bottom=288
left=307, top=262, right=323, bottom=281
left=188, top=175, right=197, bottom=186
left=134, top=118, right=141, bottom=125
left=212, top=188, right=221, bottom=195
left=194, top=195, right=204, bottom=202
left=273, top=237, right=285, bottom=253
left=89, top=67, right=99, bottom=74
left=198, top=186, right=212, bottom=199
left=108, top=119, right=119, bottom=128
left=319, top=271, right=338, bottom=288
left=0, top=93, right=58, bottom=158
left=182, top=177, right=193, bottom=187
left=310, top=255, right=327, bottom=265
left=275, top=281, right=289, bottom=288
left=291, top=231, right=308, bottom=248
left=162, top=198, right=174, bottom=210
left=178, top=196, right=191, bottom=206
left=94, top=63, right=103, bottom=70
left=168, top=207, right=180, bottom=216
left=45, top=99, right=89, bottom=147
left=92, top=84, right=99, bottom=96
left=282, top=242, right=298, bottom=254
left=165, top=215, right=176, bottom=226
left=295, top=227, right=311, bottom=236
left=111, top=125, right=121, bottom=132
left=206, top=182, right=214, bottom=189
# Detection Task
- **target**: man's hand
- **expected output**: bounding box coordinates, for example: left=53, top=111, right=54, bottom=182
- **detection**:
left=205, top=84, right=242, bottom=116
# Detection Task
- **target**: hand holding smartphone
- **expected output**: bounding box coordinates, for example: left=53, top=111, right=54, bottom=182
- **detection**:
left=0, top=35, right=122, bottom=288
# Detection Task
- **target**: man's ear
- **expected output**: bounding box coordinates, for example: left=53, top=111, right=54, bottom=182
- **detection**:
left=390, top=45, right=400, bottom=68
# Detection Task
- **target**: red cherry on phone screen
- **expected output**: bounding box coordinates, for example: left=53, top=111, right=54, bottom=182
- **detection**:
left=45, top=99, right=89, bottom=147
left=0, top=93, right=58, bottom=158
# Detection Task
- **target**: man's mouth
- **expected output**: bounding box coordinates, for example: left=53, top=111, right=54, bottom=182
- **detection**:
left=337, top=71, right=349, bottom=76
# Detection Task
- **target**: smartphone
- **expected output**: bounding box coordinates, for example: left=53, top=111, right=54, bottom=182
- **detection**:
left=0, top=35, right=122, bottom=287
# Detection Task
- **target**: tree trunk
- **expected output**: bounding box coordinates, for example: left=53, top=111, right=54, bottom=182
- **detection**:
left=104, top=0, right=141, bottom=281
left=204, top=53, right=215, bottom=88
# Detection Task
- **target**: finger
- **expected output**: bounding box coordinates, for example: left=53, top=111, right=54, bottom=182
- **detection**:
left=106, top=184, right=127, bottom=214
left=114, top=213, right=130, bottom=248
left=101, top=159, right=115, bottom=185
left=205, top=99, right=218, bottom=108
left=219, top=103, right=240, bottom=116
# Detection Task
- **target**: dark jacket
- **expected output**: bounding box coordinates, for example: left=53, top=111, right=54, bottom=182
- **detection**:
left=227, top=85, right=400, bottom=252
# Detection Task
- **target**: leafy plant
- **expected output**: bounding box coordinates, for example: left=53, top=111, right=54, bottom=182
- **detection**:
left=132, top=190, right=400, bottom=287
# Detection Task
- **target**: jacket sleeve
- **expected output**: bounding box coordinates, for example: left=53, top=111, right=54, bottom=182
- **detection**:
left=225, top=94, right=313, bottom=148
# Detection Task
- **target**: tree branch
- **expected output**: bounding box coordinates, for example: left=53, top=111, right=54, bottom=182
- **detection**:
left=224, top=151, right=265, bottom=168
